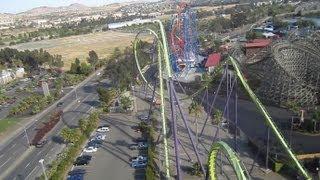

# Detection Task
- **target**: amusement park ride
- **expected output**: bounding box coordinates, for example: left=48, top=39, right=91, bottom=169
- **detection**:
left=133, top=1, right=312, bottom=180
left=169, top=2, right=201, bottom=76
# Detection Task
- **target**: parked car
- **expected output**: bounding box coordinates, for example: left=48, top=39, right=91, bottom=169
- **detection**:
left=138, top=142, right=148, bottom=149
left=88, top=140, right=101, bottom=147
left=98, top=125, right=110, bottom=129
left=129, top=142, right=148, bottom=150
left=57, top=102, right=64, bottom=107
left=68, top=169, right=86, bottom=175
left=131, top=161, right=147, bottom=169
left=95, top=133, right=107, bottom=140
left=130, top=156, right=148, bottom=163
left=83, top=146, right=98, bottom=153
left=67, top=173, right=84, bottom=180
left=67, top=169, right=85, bottom=180
left=35, top=139, right=48, bottom=148
left=129, top=144, right=139, bottom=150
left=96, top=127, right=110, bottom=133
left=138, top=114, right=149, bottom=121
left=73, top=155, right=92, bottom=166
left=133, top=137, right=147, bottom=143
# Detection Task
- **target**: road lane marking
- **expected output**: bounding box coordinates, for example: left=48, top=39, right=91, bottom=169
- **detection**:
left=26, top=166, right=38, bottom=180
left=36, top=150, right=43, bottom=156
left=0, top=157, right=11, bottom=169
left=25, top=162, right=31, bottom=168
left=8, top=143, right=17, bottom=151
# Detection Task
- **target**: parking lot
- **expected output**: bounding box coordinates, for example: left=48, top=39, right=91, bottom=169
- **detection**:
left=69, top=97, right=150, bottom=180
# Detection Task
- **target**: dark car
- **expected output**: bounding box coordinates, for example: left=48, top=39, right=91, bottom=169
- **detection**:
left=35, top=139, right=48, bottom=148
left=98, top=125, right=110, bottom=129
left=133, top=137, right=147, bottom=143
left=87, top=140, right=101, bottom=147
left=57, top=102, right=64, bottom=107
left=68, top=169, right=86, bottom=175
left=67, top=173, right=84, bottom=180
left=73, top=155, right=92, bottom=166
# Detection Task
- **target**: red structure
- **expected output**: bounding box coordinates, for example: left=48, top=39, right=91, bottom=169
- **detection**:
left=244, top=39, right=272, bottom=59
left=32, top=110, right=63, bottom=145
left=205, top=53, right=221, bottom=73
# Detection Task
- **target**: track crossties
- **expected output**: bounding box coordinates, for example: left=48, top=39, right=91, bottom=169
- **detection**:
left=247, top=35, right=320, bottom=107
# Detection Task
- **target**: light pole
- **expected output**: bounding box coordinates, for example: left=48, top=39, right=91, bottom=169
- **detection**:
left=39, top=159, right=48, bottom=180
left=75, top=88, right=80, bottom=102
left=17, top=122, right=30, bottom=147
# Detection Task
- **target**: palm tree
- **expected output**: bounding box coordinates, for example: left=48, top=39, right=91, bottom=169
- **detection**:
left=188, top=100, right=202, bottom=143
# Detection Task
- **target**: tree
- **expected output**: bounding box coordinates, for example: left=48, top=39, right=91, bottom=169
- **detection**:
left=120, top=96, right=133, bottom=111
left=53, top=78, right=63, bottom=98
left=79, top=118, right=88, bottom=133
left=87, top=50, right=99, bottom=68
left=97, top=87, right=117, bottom=111
left=52, top=55, right=64, bottom=68
left=80, top=62, right=92, bottom=75
left=191, top=162, right=203, bottom=176
left=60, top=128, right=80, bottom=143
left=188, top=100, right=202, bottom=143
left=212, top=109, right=223, bottom=125
left=70, top=58, right=81, bottom=74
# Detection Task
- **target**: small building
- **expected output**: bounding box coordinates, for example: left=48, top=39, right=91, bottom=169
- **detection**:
left=205, top=53, right=221, bottom=73
left=15, top=68, right=25, bottom=78
left=0, top=70, right=13, bottom=85
left=244, top=39, right=271, bottom=58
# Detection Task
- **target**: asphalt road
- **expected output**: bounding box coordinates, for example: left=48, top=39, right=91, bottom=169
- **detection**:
left=0, top=72, right=104, bottom=180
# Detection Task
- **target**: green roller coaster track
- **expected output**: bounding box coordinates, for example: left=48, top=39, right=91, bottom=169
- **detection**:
left=133, top=20, right=311, bottom=180
left=208, top=141, right=249, bottom=180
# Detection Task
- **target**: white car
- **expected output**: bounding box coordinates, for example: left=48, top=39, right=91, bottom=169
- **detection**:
left=96, top=127, right=110, bottom=133
left=138, top=142, right=148, bottom=149
left=131, top=156, right=147, bottom=163
left=83, top=146, right=98, bottom=153
left=131, top=161, right=147, bottom=168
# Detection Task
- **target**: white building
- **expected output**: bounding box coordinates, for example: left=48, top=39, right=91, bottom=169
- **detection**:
left=0, top=68, right=25, bottom=85
left=108, top=18, right=153, bottom=29
left=15, top=68, right=25, bottom=78
left=0, top=70, right=13, bottom=85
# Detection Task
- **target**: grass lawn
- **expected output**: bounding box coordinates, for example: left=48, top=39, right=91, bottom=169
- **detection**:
left=0, top=118, right=20, bottom=134
left=11, top=31, right=137, bottom=70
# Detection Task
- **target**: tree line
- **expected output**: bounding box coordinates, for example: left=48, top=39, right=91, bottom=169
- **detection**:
left=0, top=48, right=63, bottom=72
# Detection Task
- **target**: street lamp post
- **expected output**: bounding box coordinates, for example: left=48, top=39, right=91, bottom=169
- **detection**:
left=39, top=159, right=48, bottom=180
left=17, top=122, right=30, bottom=147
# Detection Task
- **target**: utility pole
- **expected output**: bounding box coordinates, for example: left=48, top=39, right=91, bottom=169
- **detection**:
left=39, top=159, right=48, bottom=180
left=17, top=122, right=30, bottom=147
left=75, top=88, right=80, bottom=102
left=266, top=127, right=270, bottom=170
left=290, top=117, right=293, bottom=147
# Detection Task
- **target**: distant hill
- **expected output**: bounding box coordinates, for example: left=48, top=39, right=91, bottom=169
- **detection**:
left=19, top=3, right=91, bottom=16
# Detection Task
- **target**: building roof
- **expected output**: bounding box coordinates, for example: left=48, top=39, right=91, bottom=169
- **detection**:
left=205, top=53, right=221, bottom=68
left=245, top=39, right=272, bottom=48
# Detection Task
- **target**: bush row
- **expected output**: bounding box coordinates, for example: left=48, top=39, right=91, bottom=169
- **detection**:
left=9, top=94, right=55, bottom=116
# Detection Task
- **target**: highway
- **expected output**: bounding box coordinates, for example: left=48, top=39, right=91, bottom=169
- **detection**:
left=0, top=70, right=104, bottom=180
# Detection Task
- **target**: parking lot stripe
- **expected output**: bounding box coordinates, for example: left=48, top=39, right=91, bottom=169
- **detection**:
left=0, top=157, right=11, bottom=169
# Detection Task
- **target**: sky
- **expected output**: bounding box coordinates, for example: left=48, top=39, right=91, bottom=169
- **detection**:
left=0, top=0, right=148, bottom=14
